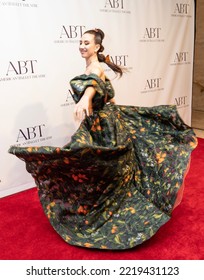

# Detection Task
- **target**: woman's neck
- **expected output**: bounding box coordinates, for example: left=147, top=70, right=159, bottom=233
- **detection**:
left=86, top=56, right=98, bottom=68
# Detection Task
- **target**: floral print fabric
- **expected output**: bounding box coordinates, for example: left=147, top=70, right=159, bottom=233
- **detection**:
left=8, top=74, right=197, bottom=250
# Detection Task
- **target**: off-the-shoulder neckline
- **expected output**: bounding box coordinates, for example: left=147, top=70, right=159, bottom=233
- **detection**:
left=75, top=73, right=110, bottom=84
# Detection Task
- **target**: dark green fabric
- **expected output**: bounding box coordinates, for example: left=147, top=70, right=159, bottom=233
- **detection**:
left=8, top=74, right=197, bottom=250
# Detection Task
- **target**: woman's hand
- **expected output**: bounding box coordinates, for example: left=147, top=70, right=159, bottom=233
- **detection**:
left=109, top=98, right=116, bottom=104
left=74, top=95, right=92, bottom=121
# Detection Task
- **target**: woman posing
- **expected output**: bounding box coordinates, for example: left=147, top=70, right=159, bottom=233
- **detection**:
left=9, top=28, right=197, bottom=250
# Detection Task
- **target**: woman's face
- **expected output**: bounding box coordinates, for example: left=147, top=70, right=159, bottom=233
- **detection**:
left=79, top=33, right=99, bottom=59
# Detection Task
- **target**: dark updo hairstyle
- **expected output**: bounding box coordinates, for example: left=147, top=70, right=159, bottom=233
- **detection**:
left=83, top=28, right=123, bottom=77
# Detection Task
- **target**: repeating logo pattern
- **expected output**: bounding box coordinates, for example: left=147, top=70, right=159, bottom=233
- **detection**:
left=171, top=52, right=191, bottom=66
left=0, top=59, right=45, bottom=82
left=175, top=96, right=189, bottom=108
left=54, top=25, right=86, bottom=44
left=61, top=89, right=75, bottom=107
left=0, top=0, right=38, bottom=8
left=100, top=0, right=131, bottom=14
left=141, top=78, right=164, bottom=94
left=172, top=3, right=191, bottom=17
left=15, top=124, right=52, bottom=146
left=140, top=27, right=164, bottom=43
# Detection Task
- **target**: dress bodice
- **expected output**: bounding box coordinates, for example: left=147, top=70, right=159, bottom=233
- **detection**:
left=70, top=74, right=115, bottom=109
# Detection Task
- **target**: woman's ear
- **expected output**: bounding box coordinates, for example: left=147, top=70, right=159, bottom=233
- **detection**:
left=95, top=44, right=100, bottom=52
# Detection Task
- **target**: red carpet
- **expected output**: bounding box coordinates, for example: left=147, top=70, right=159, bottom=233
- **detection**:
left=0, top=138, right=204, bottom=260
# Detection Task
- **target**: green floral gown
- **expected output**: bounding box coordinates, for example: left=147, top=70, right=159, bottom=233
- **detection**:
left=8, top=74, right=197, bottom=250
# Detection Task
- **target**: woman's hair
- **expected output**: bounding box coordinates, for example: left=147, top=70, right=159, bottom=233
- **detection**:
left=83, top=28, right=124, bottom=77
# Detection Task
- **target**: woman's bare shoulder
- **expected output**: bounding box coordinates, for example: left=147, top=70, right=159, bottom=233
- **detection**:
left=90, top=66, right=105, bottom=81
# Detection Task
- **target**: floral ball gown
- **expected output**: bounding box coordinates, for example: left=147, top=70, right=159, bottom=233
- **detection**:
left=8, top=73, right=197, bottom=250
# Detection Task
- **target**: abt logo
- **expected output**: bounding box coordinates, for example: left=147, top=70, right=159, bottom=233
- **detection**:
left=175, top=96, right=187, bottom=107
left=143, top=28, right=161, bottom=39
left=104, top=0, right=124, bottom=9
left=174, top=52, right=188, bottom=63
left=110, top=55, right=128, bottom=66
left=144, top=78, right=162, bottom=90
left=6, top=60, right=37, bottom=76
left=174, top=3, right=190, bottom=14
left=66, top=90, right=73, bottom=102
left=60, top=25, right=86, bottom=39
left=16, top=124, right=45, bottom=142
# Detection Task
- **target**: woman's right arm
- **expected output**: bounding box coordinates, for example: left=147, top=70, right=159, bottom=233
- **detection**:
left=74, top=86, right=96, bottom=120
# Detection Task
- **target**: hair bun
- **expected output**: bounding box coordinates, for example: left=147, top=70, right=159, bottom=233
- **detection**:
left=95, top=28, right=105, bottom=40
left=99, top=45, right=104, bottom=53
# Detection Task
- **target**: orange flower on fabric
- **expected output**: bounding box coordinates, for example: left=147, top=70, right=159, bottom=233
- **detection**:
left=64, top=158, right=70, bottom=164
left=101, top=245, right=108, bottom=249
left=65, top=235, right=71, bottom=241
left=111, top=225, right=118, bottom=234
left=140, top=127, right=145, bottom=132
left=77, top=205, right=88, bottom=215
left=156, top=152, right=167, bottom=164
left=72, top=173, right=88, bottom=182
left=84, top=243, right=94, bottom=248
left=91, top=117, right=102, bottom=132
left=189, top=137, right=198, bottom=148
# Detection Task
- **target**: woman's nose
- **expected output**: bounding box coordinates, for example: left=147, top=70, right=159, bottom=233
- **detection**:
left=80, top=43, right=85, bottom=49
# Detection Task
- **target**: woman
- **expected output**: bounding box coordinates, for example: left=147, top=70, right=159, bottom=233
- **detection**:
left=9, top=28, right=197, bottom=250
left=73, top=28, right=121, bottom=121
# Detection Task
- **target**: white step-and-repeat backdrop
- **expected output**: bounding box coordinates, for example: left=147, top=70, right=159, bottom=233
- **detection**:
left=0, top=0, right=195, bottom=197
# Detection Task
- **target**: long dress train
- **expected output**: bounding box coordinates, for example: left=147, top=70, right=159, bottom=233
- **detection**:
left=8, top=74, right=197, bottom=250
